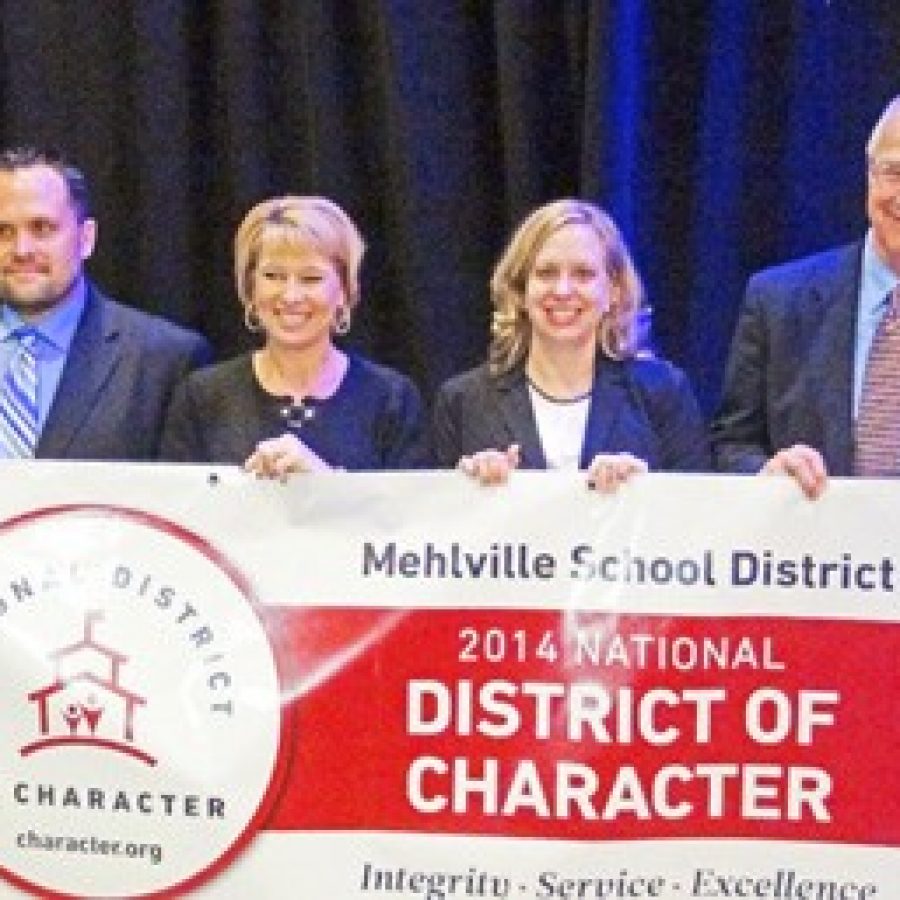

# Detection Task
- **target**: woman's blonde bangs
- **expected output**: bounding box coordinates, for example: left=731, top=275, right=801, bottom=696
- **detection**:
left=234, top=196, right=365, bottom=310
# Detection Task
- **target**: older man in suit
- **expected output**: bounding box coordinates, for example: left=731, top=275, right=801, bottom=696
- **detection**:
left=0, top=147, right=211, bottom=460
left=712, top=96, right=900, bottom=498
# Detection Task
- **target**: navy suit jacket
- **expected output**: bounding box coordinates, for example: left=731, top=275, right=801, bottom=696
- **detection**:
left=711, top=242, right=862, bottom=476
left=34, top=283, right=212, bottom=460
left=431, top=357, right=710, bottom=471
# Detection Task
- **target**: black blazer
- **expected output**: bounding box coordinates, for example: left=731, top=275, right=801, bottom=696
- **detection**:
left=711, top=242, right=861, bottom=476
left=432, top=356, right=710, bottom=471
left=35, top=283, right=212, bottom=460
left=159, top=352, right=429, bottom=469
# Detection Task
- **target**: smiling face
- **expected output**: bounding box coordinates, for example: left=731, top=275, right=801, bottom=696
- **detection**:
left=0, top=164, right=96, bottom=320
left=250, top=241, right=346, bottom=352
left=867, top=104, right=900, bottom=275
left=524, top=222, right=613, bottom=353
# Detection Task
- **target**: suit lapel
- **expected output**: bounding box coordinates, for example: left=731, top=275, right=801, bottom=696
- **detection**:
left=38, top=287, right=123, bottom=457
left=805, top=244, right=860, bottom=475
left=493, top=367, right=546, bottom=467
left=493, top=360, right=630, bottom=469
left=579, top=359, right=628, bottom=467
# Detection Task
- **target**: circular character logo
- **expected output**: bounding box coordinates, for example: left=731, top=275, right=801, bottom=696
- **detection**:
left=0, top=505, right=287, bottom=899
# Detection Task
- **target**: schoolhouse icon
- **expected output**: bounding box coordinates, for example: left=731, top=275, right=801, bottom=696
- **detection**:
left=20, top=611, right=156, bottom=765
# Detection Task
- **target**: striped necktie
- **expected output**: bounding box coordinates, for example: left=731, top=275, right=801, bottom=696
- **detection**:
left=854, top=286, right=900, bottom=476
left=0, top=328, right=39, bottom=458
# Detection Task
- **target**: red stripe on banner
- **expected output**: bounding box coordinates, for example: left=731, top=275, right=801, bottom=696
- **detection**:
left=260, top=608, right=899, bottom=845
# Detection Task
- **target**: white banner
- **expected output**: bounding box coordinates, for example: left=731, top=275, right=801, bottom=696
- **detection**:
left=0, top=464, right=896, bottom=899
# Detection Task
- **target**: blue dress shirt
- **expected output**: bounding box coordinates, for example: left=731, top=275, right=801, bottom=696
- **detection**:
left=0, top=280, right=86, bottom=456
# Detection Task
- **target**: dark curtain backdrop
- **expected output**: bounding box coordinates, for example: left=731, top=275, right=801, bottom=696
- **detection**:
left=1, top=1, right=897, bottom=411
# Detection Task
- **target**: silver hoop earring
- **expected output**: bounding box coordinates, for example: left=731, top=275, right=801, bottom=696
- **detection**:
left=333, top=305, right=351, bottom=336
left=244, top=303, right=262, bottom=333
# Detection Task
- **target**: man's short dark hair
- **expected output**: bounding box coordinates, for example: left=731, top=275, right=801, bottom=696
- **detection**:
left=0, top=146, right=92, bottom=222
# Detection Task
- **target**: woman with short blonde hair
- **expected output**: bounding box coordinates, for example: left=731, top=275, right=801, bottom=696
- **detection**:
left=234, top=195, right=365, bottom=325
left=161, top=195, right=427, bottom=474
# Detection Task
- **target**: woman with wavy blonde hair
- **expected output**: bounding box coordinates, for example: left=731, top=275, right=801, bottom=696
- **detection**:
left=432, top=199, right=708, bottom=488
left=161, top=195, right=427, bottom=474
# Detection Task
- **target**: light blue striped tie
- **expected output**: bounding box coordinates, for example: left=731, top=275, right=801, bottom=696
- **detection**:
left=0, top=329, right=39, bottom=458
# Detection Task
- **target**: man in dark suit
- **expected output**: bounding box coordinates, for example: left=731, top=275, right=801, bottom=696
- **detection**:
left=711, top=96, right=900, bottom=497
left=0, top=147, right=211, bottom=459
